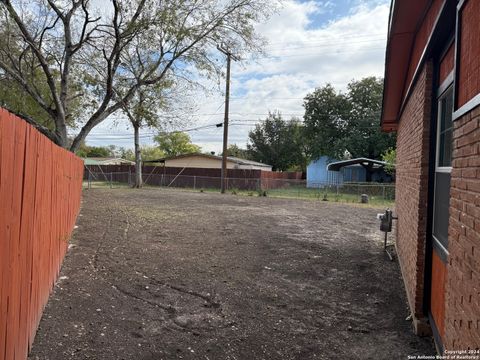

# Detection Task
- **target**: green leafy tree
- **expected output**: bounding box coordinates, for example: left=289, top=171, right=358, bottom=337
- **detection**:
left=154, top=132, right=200, bottom=157
left=120, top=147, right=135, bottom=161
left=381, top=148, right=396, bottom=175
left=86, top=147, right=112, bottom=157
left=343, top=77, right=396, bottom=180
left=225, top=144, right=251, bottom=159
left=76, top=145, right=114, bottom=158
left=303, top=77, right=396, bottom=180
left=247, top=112, right=307, bottom=171
left=0, top=73, right=59, bottom=129
left=343, top=77, right=396, bottom=158
left=140, top=146, right=165, bottom=162
left=303, top=84, right=350, bottom=160
left=122, top=84, right=174, bottom=187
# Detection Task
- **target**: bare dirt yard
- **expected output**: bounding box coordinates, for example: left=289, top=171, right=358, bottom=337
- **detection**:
left=29, top=189, right=434, bottom=360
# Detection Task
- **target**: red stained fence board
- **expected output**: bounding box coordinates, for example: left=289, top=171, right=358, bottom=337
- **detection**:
left=0, top=109, right=83, bottom=360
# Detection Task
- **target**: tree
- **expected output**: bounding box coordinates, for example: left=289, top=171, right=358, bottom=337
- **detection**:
left=154, top=132, right=200, bottom=157
left=139, top=146, right=165, bottom=161
left=76, top=145, right=113, bottom=158
left=247, top=112, right=307, bottom=171
left=382, top=148, right=396, bottom=176
left=303, top=77, right=396, bottom=180
left=343, top=77, right=396, bottom=180
left=119, top=147, right=134, bottom=161
left=225, top=144, right=250, bottom=159
left=0, top=0, right=273, bottom=151
left=122, top=86, right=169, bottom=187
left=0, top=71, right=71, bottom=129
left=302, top=84, right=350, bottom=160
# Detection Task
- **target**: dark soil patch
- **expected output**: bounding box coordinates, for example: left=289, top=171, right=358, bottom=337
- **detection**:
left=29, top=188, right=434, bottom=359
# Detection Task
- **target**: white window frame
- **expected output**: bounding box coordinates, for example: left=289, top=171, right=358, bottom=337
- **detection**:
left=432, top=85, right=454, bottom=259
left=435, top=86, right=454, bottom=173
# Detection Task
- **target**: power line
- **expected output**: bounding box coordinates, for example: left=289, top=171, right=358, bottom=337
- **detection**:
left=264, top=37, right=386, bottom=52
left=81, top=122, right=224, bottom=140
left=85, top=119, right=386, bottom=140
left=249, top=46, right=386, bottom=60
left=264, top=32, right=387, bottom=46
left=85, top=113, right=383, bottom=137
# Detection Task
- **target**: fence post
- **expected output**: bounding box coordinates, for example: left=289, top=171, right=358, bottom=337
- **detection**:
left=382, top=185, right=386, bottom=202
left=128, top=168, right=131, bottom=187
left=110, top=172, right=113, bottom=189
left=194, top=176, right=196, bottom=190
left=88, top=171, right=91, bottom=189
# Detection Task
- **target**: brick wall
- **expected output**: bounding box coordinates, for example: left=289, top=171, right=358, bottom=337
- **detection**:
left=458, top=0, right=480, bottom=107
left=439, top=43, right=454, bottom=85
left=444, top=105, right=480, bottom=349
left=395, top=63, right=433, bottom=324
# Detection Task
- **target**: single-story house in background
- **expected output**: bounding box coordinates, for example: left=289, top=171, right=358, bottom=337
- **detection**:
left=381, top=0, right=479, bottom=351
left=306, top=156, right=392, bottom=187
left=83, top=157, right=134, bottom=166
left=145, top=153, right=272, bottom=171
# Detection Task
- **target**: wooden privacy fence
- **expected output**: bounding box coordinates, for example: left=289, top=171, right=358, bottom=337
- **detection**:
left=0, top=109, right=83, bottom=360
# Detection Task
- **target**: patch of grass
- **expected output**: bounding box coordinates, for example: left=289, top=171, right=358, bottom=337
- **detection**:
left=83, top=181, right=130, bottom=189
left=261, top=186, right=395, bottom=207
left=82, top=181, right=395, bottom=207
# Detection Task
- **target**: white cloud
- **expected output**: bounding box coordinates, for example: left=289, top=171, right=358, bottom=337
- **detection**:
left=84, top=0, right=390, bottom=154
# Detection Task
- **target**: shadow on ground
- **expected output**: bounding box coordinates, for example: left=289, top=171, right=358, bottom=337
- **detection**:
left=29, top=188, right=434, bottom=360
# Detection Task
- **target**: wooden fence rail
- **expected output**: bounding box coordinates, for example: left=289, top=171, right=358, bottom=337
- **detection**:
left=0, top=109, right=83, bottom=360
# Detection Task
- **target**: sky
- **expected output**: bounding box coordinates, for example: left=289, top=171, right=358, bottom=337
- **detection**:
left=85, top=0, right=391, bottom=154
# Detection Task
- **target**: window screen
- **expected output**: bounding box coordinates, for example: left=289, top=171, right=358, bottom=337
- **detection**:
left=432, top=172, right=451, bottom=249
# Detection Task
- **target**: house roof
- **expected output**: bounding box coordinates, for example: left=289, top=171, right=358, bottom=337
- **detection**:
left=143, top=153, right=272, bottom=169
left=380, top=0, right=431, bottom=132
left=326, top=158, right=389, bottom=172
left=83, top=157, right=134, bottom=165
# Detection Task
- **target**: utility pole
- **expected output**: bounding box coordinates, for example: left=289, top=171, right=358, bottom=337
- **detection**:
left=217, top=44, right=239, bottom=194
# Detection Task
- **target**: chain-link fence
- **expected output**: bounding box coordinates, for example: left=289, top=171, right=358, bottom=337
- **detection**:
left=84, top=172, right=262, bottom=190
left=83, top=171, right=395, bottom=205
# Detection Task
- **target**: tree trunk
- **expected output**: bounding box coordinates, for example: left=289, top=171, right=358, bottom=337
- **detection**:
left=134, top=124, right=142, bottom=188
left=55, top=119, right=68, bottom=148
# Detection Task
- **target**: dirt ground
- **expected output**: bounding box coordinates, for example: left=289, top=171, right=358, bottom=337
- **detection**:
left=29, top=189, right=434, bottom=360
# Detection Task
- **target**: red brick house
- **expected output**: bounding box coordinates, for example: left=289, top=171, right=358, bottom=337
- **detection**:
left=381, top=0, right=479, bottom=352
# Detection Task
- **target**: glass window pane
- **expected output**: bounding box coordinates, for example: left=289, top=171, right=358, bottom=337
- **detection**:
left=433, top=172, right=451, bottom=249
left=438, top=88, right=453, bottom=167
left=443, top=129, right=452, bottom=166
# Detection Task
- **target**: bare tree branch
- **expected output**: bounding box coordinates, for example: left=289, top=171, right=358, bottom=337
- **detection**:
left=3, top=106, right=59, bottom=143
left=1, top=0, right=63, bottom=120
left=0, top=0, right=272, bottom=151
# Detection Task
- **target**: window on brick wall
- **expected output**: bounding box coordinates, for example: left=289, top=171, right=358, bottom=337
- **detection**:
left=437, top=91, right=453, bottom=167
left=432, top=86, right=453, bottom=256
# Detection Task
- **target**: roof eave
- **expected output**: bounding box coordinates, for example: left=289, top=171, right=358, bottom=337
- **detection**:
left=380, top=0, right=430, bottom=132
